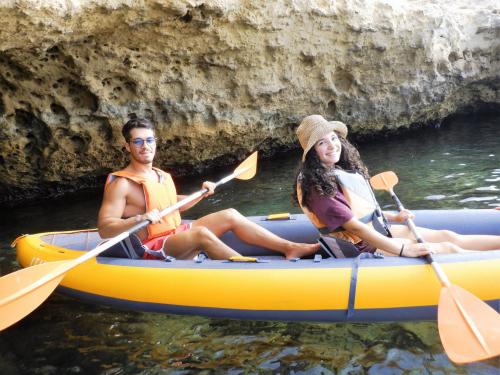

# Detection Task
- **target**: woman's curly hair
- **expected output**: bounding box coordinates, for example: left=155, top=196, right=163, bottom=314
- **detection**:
left=292, top=135, right=369, bottom=210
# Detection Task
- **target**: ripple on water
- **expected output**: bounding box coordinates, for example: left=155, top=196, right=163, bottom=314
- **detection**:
left=460, top=196, right=498, bottom=203
left=476, top=186, right=499, bottom=192
left=444, top=173, right=465, bottom=179
left=424, top=195, right=447, bottom=200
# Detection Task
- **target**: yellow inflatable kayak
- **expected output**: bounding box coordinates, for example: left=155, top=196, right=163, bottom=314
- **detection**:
left=14, top=210, right=500, bottom=322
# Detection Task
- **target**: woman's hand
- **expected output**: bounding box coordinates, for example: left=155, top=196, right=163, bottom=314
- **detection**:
left=402, top=242, right=432, bottom=257
left=201, top=181, right=216, bottom=198
left=392, top=209, right=415, bottom=223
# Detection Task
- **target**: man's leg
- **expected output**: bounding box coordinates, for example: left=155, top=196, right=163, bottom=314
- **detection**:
left=193, top=208, right=319, bottom=259
left=163, top=226, right=241, bottom=260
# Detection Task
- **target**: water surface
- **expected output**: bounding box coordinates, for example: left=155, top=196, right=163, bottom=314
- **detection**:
left=1, top=112, right=499, bottom=374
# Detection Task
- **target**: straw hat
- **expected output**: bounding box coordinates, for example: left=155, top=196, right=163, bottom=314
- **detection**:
left=296, top=115, right=348, bottom=161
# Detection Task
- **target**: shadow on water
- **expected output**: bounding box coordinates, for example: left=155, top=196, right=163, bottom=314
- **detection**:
left=1, top=111, right=500, bottom=373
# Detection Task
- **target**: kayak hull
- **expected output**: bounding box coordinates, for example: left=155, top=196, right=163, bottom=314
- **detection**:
left=14, top=210, right=500, bottom=322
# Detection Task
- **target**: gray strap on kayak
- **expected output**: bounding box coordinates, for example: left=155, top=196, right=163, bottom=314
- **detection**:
left=122, top=237, right=135, bottom=258
left=346, top=252, right=384, bottom=319
left=319, top=227, right=332, bottom=235
left=123, top=235, right=145, bottom=259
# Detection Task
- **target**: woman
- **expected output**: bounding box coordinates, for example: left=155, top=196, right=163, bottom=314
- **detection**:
left=293, top=114, right=500, bottom=257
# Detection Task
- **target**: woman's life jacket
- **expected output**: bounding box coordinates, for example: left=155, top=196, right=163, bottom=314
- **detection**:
left=296, top=169, right=390, bottom=245
left=105, top=168, right=181, bottom=241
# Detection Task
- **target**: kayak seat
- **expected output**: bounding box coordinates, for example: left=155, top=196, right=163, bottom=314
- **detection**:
left=99, top=234, right=146, bottom=259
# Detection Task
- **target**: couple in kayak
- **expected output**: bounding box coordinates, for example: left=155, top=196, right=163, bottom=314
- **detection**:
left=97, top=115, right=500, bottom=260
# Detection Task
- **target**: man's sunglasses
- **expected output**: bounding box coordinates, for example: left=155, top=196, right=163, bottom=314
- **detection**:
left=130, top=137, right=157, bottom=147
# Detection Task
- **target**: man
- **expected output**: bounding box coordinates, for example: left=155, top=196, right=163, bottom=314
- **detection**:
left=97, top=117, right=319, bottom=260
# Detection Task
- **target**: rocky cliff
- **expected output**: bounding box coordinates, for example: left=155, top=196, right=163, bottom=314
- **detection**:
left=0, top=0, right=499, bottom=204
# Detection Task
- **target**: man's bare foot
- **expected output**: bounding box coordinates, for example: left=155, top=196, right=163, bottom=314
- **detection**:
left=285, top=242, right=320, bottom=260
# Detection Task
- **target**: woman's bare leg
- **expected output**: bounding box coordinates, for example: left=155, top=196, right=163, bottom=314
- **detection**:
left=390, top=225, right=500, bottom=251
left=193, top=208, right=319, bottom=259
left=374, top=233, right=466, bottom=255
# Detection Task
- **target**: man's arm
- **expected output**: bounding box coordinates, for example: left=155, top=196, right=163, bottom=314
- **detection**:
left=97, top=178, right=139, bottom=238
left=177, top=181, right=216, bottom=212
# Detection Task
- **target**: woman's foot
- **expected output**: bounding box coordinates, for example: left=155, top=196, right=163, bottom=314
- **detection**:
left=285, top=242, right=321, bottom=260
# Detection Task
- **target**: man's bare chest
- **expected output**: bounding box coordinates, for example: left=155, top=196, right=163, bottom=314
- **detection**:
left=125, top=182, right=147, bottom=212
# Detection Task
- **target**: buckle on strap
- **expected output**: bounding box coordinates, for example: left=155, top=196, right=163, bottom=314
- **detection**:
left=194, top=251, right=208, bottom=263
left=164, top=255, right=176, bottom=262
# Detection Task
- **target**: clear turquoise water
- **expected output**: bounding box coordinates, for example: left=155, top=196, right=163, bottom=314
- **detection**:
left=0, top=111, right=499, bottom=374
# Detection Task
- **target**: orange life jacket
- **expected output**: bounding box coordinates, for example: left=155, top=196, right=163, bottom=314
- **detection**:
left=297, top=169, right=389, bottom=245
left=106, top=167, right=181, bottom=241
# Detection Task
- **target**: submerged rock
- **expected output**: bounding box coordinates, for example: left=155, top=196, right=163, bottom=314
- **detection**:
left=0, top=0, right=499, bottom=204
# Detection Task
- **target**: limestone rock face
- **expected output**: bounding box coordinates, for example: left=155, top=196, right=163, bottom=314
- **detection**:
left=0, top=0, right=499, bottom=204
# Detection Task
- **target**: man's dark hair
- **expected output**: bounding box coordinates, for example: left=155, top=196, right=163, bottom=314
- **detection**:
left=122, top=114, right=155, bottom=141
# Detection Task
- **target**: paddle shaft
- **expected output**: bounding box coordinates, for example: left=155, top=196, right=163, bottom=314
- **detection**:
left=386, top=188, right=451, bottom=287
left=1, top=166, right=251, bottom=307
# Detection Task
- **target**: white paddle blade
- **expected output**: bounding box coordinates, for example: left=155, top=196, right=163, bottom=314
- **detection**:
left=0, top=261, right=70, bottom=331
left=438, top=284, right=500, bottom=364
left=370, top=171, right=399, bottom=191
left=234, top=151, right=258, bottom=180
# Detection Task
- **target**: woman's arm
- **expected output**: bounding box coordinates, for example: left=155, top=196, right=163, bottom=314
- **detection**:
left=383, top=209, right=415, bottom=223
left=342, top=218, right=430, bottom=257
left=305, top=187, right=430, bottom=257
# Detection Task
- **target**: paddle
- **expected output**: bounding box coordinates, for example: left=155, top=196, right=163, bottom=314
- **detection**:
left=0, top=151, right=258, bottom=331
left=370, top=171, right=500, bottom=364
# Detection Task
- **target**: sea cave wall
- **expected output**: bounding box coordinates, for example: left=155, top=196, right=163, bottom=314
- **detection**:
left=0, top=0, right=499, bottom=204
